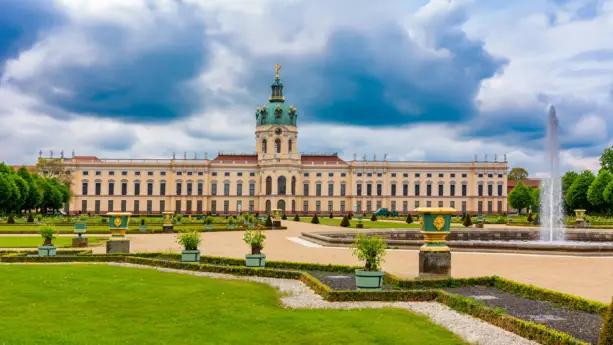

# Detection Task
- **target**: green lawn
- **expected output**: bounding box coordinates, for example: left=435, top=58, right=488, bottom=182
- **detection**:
left=0, top=265, right=467, bottom=345
left=298, top=217, right=423, bottom=228
left=0, top=236, right=106, bottom=248
left=0, top=224, right=240, bottom=233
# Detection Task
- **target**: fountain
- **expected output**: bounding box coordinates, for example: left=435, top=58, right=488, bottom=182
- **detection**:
left=540, top=106, right=566, bottom=242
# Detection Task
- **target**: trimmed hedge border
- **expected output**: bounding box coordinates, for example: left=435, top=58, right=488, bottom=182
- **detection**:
left=0, top=226, right=286, bottom=235
left=0, top=253, right=598, bottom=345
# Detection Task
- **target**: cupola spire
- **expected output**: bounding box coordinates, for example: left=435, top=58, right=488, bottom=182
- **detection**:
left=269, top=63, right=285, bottom=102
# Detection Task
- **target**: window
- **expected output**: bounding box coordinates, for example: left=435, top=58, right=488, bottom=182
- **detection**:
left=316, top=173, right=322, bottom=177
left=357, top=184, right=362, bottom=196
left=266, top=177, right=272, bottom=195
left=82, top=182, right=88, bottom=196
left=328, top=200, right=333, bottom=212
left=160, top=200, right=165, bottom=213
left=120, top=200, right=126, bottom=212
left=462, top=184, right=467, bottom=196
left=357, top=173, right=362, bottom=177
left=186, top=200, right=192, bottom=214
left=95, top=171, right=101, bottom=176
left=288, top=139, right=292, bottom=153
left=328, top=173, right=334, bottom=177
left=462, top=173, right=467, bottom=178
left=498, top=184, right=503, bottom=196
left=303, top=183, right=309, bottom=196
left=108, top=200, right=114, bottom=212
left=249, top=183, right=255, bottom=196
left=274, top=139, right=281, bottom=153
left=377, top=173, right=382, bottom=177
left=498, top=174, right=503, bottom=178
left=316, top=183, right=322, bottom=196
left=391, top=201, right=396, bottom=212
left=187, top=182, right=193, bottom=196
left=237, top=172, right=242, bottom=177
left=176, top=200, right=181, bottom=213
left=198, top=172, right=204, bottom=176
left=211, top=183, right=217, bottom=196
left=328, top=183, right=334, bottom=196
left=303, top=200, right=308, bottom=213
left=262, top=139, right=267, bottom=153
left=449, top=201, right=455, bottom=209
left=497, top=201, right=503, bottom=213
left=426, top=201, right=432, bottom=207
left=450, top=173, right=455, bottom=178
left=488, top=200, right=493, bottom=214
left=376, top=183, right=382, bottom=196
left=109, top=171, right=115, bottom=176
left=148, top=171, right=154, bottom=176
left=478, top=174, right=483, bottom=178
left=121, top=182, right=127, bottom=196
left=488, top=184, right=493, bottom=196
left=367, top=173, right=372, bottom=177
left=197, top=200, right=203, bottom=214
left=340, top=183, right=346, bottom=196
left=250, top=172, right=256, bottom=177
left=108, top=182, right=115, bottom=196
left=415, top=200, right=420, bottom=208
left=81, top=200, right=87, bottom=213
left=391, top=173, right=396, bottom=177
left=402, top=201, right=408, bottom=213
left=415, top=173, right=420, bottom=177
left=249, top=200, right=254, bottom=213
left=83, top=171, right=89, bottom=176
left=147, top=182, right=153, bottom=196
left=212, top=172, right=218, bottom=176
left=198, top=182, right=203, bottom=196
left=391, top=184, right=396, bottom=196
left=341, top=173, right=346, bottom=177
left=438, top=184, right=444, bottom=196
left=340, top=201, right=345, bottom=213
left=356, top=201, right=362, bottom=212
left=122, top=171, right=128, bottom=176
left=376, top=200, right=382, bottom=209
left=236, top=200, right=242, bottom=213
left=176, top=182, right=182, bottom=195
left=478, top=201, right=483, bottom=214
left=211, top=201, right=216, bottom=214
left=488, top=174, right=493, bottom=178
left=134, top=200, right=140, bottom=214
left=304, top=173, right=310, bottom=177
left=134, top=182, right=140, bottom=196
left=224, top=182, right=230, bottom=196
left=478, top=184, right=483, bottom=196
left=224, top=172, right=230, bottom=177
left=177, top=172, right=183, bottom=176
left=95, top=200, right=100, bottom=214
left=461, top=201, right=467, bottom=213
left=147, top=200, right=152, bottom=214
left=187, top=172, right=193, bottom=176
left=366, top=201, right=372, bottom=213
left=439, top=173, right=444, bottom=178
left=427, top=173, right=432, bottom=178
left=160, top=171, right=166, bottom=176
left=237, top=183, right=243, bottom=196
left=415, top=184, right=420, bottom=196
left=316, top=201, right=321, bottom=213
left=161, top=182, right=166, bottom=196
left=450, top=184, right=455, bottom=196
left=426, top=184, right=432, bottom=196
left=403, top=184, right=408, bottom=196
left=366, top=183, right=372, bottom=196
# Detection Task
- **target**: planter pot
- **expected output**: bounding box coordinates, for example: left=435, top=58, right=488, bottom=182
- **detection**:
left=181, top=249, right=201, bottom=262
left=38, top=245, right=57, bottom=257
left=355, top=269, right=384, bottom=290
left=356, top=223, right=364, bottom=229
left=139, top=225, right=147, bottom=232
left=475, top=223, right=484, bottom=229
left=245, top=254, right=266, bottom=268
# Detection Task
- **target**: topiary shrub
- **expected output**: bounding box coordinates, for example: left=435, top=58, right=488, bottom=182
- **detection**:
left=282, top=213, right=287, bottom=220
left=340, top=215, right=350, bottom=227
left=460, top=213, right=466, bottom=222
left=265, top=215, right=273, bottom=227
left=27, top=214, right=34, bottom=223
left=599, top=297, right=613, bottom=345
left=370, top=213, right=377, bottom=221
left=527, top=212, right=533, bottom=222
left=7, top=214, right=15, bottom=224
left=406, top=214, right=413, bottom=224
left=532, top=214, right=540, bottom=226
left=347, top=213, right=352, bottom=220
left=293, top=214, right=300, bottom=221
left=463, top=215, right=473, bottom=227
left=329, top=213, right=334, bottom=219
left=141, top=218, right=146, bottom=225
left=311, top=214, right=320, bottom=224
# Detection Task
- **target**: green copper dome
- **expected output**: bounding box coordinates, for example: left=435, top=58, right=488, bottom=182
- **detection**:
left=255, top=67, right=298, bottom=126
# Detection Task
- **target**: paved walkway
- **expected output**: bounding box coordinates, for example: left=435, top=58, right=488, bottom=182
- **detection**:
left=4, top=221, right=613, bottom=303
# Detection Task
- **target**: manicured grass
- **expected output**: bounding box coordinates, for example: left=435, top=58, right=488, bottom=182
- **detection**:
left=0, top=265, right=467, bottom=345
left=0, top=236, right=106, bottom=248
left=0, top=224, right=243, bottom=232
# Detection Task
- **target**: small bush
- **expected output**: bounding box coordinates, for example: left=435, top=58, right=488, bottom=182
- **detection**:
left=265, top=215, right=273, bottom=227
left=27, top=214, right=34, bottom=223
left=329, top=213, right=334, bottom=219
left=228, top=216, right=235, bottom=225
left=406, top=214, right=413, bottom=224
left=463, top=215, right=473, bottom=227
left=527, top=212, right=533, bottom=222
left=7, top=214, right=15, bottom=224
left=39, top=224, right=56, bottom=246
left=141, top=218, right=146, bottom=225
left=350, top=233, right=386, bottom=271
left=311, top=214, right=320, bottom=224
left=293, top=214, right=300, bottom=221
left=532, top=214, right=540, bottom=226
left=282, top=213, right=287, bottom=220
left=205, top=216, right=213, bottom=225
left=599, top=297, right=613, bottom=345
left=347, top=213, right=352, bottom=220
left=176, top=230, right=201, bottom=251
left=370, top=214, right=377, bottom=221
left=101, top=217, right=107, bottom=223
left=340, top=215, right=350, bottom=227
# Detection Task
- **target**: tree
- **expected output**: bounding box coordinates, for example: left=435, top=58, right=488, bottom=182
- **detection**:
left=588, top=169, right=612, bottom=213
left=530, top=187, right=540, bottom=212
left=565, top=170, right=596, bottom=212
left=508, top=167, right=529, bottom=180
left=10, top=174, right=28, bottom=213
left=17, top=167, right=42, bottom=213
left=36, top=158, right=72, bottom=187
left=508, top=181, right=532, bottom=214
left=600, top=146, right=613, bottom=173
left=311, top=214, right=319, bottom=224
left=562, top=171, right=579, bottom=215
left=604, top=180, right=613, bottom=209
left=340, top=215, right=350, bottom=227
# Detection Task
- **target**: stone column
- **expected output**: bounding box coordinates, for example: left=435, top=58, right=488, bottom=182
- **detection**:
left=416, top=207, right=456, bottom=279
left=106, top=212, right=131, bottom=253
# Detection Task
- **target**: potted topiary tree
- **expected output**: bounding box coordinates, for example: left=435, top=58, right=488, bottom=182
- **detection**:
left=176, top=230, right=201, bottom=262
left=243, top=227, right=266, bottom=267
left=265, top=215, right=273, bottom=227
left=311, top=214, right=320, bottom=224
left=282, top=213, right=287, bottom=220
left=205, top=216, right=213, bottom=230
left=27, top=214, right=34, bottom=223
left=227, top=216, right=235, bottom=229
left=406, top=214, right=413, bottom=224
left=7, top=214, right=15, bottom=224
left=340, top=215, right=350, bottom=227
left=370, top=213, right=378, bottom=221
left=293, top=214, right=300, bottom=222
left=329, top=212, right=334, bottom=219
left=463, top=215, right=473, bottom=227
left=350, top=233, right=386, bottom=290
left=38, top=224, right=57, bottom=257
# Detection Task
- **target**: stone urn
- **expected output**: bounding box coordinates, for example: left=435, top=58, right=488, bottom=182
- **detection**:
left=415, top=207, right=456, bottom=278
left=106, top=212, right=131, bottom=253
left=574, top=209, right=586, bottom=228
left=162, top=211, right=174, bottom=233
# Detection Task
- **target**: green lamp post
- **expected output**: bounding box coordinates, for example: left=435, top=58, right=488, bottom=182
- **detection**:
left=106, top=212, right=131, bottom=253
left=415, top=207, right=456, bottom=278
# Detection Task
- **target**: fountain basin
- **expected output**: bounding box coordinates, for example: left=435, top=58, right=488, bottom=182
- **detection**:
left=300, top=228, right=613, bottom=256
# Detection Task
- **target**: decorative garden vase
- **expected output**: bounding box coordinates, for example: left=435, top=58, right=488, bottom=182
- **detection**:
left=38, top=245, right=57, bottom=257
left=355, top=269, right=384, bottom=290
left=73, top=221, right=88, bottom=237
left=245, top=254, right=266, bottom=268
left=181, top=249, right=201, bottom=263
left=415, top=207, right=456, bottom=278
left=107, top=212, right=132, bottom=239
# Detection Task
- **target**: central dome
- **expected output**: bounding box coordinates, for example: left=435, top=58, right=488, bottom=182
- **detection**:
left=255, top=65, right=298, bottom=127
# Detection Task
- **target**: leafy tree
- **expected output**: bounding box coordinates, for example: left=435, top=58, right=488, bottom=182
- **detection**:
left=508, top=181, right=532, bottom=214
left=530, top=187, right=540, bottom=212
left=0, top=163, right=14, bottom=175
left=604, top=180, right=613, bottom=208
left=599, top=146, right=613, bottom=173
left=587, top=169, right=612, bottom=212
left=562, top=171, right=579, bottom=214
left=508, top=167, right=529, bottom=180
left=10, top=174, right=28, bottom=212
left=527, top=212, right=533, bottom=222
left=17, top=167, right=42, bottom=213
left=565, top=170, right=596, bottom=212
left=40, top=179, right=63, bottom=212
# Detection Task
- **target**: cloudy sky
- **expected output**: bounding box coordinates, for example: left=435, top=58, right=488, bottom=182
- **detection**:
left=1, top=0, right=612, bottom=177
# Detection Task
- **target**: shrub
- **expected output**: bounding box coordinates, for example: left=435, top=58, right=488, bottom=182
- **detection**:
left=141, top=218, right=146, bottom=226
left=205, top=216, right=213, bottom=225
left=406, top=214, right=413, bottom=224
left=370, top=213, right=377, bottom=221
left=350, top=233, right=386, bottom=271
left=340, top=215, right=350, bottom=227
left=101, top=217, right=107, bottom=223
left=599, top=297, right=613, bottom=345
left=293, top=214, right=300, bottom=221
left=243, top=213, right=251, bottom=222
left=463, top=215, right=473, bottom=227
left=36, top=215, right=42, bottom=222
left=532, top=214, right=540, bottom=226
left=27, top=214, right=34, bottom=223
left=347, top=213, right=352, bottom=220
left=175, top=214, right=184, bottom=223
left=7, top=214, right=15, bottom=224
left=176, top=230, right=201, bottom=251
left=311, top=214, right=320, bottom=224
left=281, top=213, right=287, bottom=220
left=228, top=216, right=235, bottom=225
left=265, top=215, right=273, bottom=227
left=39, top=224, right=56, bottom=246
left=527, top=212, right=533, bottom=222
left=243, top=228, right=266, bottom=254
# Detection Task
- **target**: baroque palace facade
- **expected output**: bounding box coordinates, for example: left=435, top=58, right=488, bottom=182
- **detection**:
left=54, top=66, right=508, bottom=215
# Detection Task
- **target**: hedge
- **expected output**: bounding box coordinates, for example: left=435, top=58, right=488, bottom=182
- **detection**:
left=599, top=298, right=613, bottom=345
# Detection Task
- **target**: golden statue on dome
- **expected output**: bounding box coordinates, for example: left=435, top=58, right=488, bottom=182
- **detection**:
left=275, top=63, right=281, bottom=78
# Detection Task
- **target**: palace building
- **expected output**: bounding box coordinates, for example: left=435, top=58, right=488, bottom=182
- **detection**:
left=53, top=66, right=508, bottom=215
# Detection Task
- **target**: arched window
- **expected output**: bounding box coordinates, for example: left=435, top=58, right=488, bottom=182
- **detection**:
left=278, top=176, right=287, bottom=195
left=291, top=176, right=296, bottom=195
left=262, top=139, right=267, bottom=154
left=266, top=176, right=272, bottom=195
left=288, top=139, right=292, bottom=153
left=275, top=139, right=281, bottom=153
